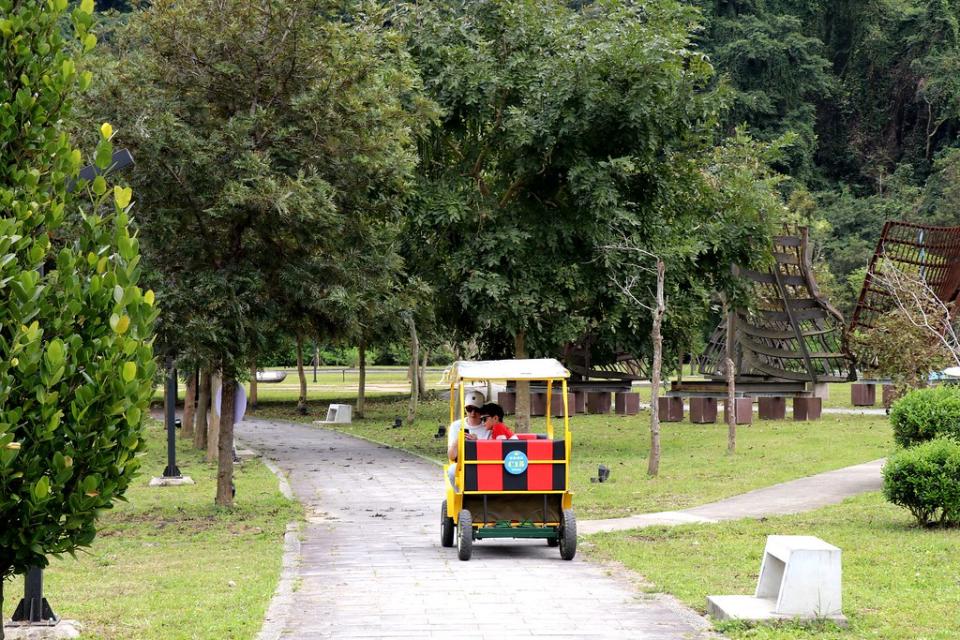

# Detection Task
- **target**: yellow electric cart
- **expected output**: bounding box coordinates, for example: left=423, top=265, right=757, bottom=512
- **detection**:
left=441, top=359, right=576, bottom=561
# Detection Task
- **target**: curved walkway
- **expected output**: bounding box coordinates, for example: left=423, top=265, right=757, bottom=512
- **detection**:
left=236, top=418, right=716, bottom=640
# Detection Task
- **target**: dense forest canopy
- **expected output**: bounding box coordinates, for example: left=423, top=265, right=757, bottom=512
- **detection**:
left=88, top=0, right=960, bottom=320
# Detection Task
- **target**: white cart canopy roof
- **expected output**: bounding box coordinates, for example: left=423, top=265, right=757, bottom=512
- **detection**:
left=447, top=359, right=570, bottom=382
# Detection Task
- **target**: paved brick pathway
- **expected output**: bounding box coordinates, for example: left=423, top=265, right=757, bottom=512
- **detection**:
left=236, top=419, right=715, bottom=640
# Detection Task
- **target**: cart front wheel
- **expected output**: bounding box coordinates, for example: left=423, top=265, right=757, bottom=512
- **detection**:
left=441, top=500, right=454, bottom=548
left=559, top=509, right=577, bottom=560
left=457, top=509, right=473, bottom=561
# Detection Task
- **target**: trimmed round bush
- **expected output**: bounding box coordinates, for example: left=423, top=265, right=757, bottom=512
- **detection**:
left=882, top=438, right=960, bottom=526
left=889, top=385, right=960, bottom=448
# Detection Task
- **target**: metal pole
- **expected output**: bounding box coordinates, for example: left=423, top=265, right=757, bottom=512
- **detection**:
left=11, top=566, right=58, bottom=624
left=313, top=341, right=318, bottom=382
left=163, top=356, right=180, bottom=477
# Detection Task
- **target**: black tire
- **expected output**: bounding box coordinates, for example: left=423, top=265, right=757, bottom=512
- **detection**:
left=457, top=509, right=473, bottom=561
left=441, top=500, right=454, bottom=548
left=559, top=509, right=577, bottom=560
left=547, top=537, right=559, bottom=547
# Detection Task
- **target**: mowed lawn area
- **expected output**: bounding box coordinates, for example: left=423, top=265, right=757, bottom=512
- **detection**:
left=250, top=390, right=952, bottom=640
left=2, top=420, right=300, bottom=640
left=249, top=393, right=891, bottom=519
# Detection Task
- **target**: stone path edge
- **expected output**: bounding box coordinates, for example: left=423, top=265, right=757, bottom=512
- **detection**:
left=236, top=442, right=302, bottom=640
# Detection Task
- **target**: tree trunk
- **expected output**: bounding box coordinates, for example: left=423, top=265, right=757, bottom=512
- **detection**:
left=181, top=370, right=196, bottom=438
left=206, top=372, right=222, bottom=463
left=648, top=259, right=665, bottom=476
left=514, top=331, right=531, bottom=432
left=725, top=305, right=737, bottom=454
left=194, top=369, right=210, bottom=451
left=216, top=379, right=236, bottom=507
left=1, top=573, right=5, bottom=640
left=249, top=362, right=258, bottom=409
left=357, top=339, right=367, bottom=418
left=406, top=314, right=420, bottom=425
left=296, top=335, right=308, bottom=415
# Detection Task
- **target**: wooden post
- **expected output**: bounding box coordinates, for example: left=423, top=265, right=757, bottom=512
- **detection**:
left=648, top=259, right=665, bottom=475
left=725, top=304, right=737, bottom=454
left=181, top=370, right=196, bottom=438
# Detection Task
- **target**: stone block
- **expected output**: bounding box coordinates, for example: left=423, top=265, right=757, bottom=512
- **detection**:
left=758, top=397, right=786, bottom=420
left=586, top=392, right=611, bottom=414
left=615, top=392, right=640, bottom=415
left=573, top=391, right=586, bottom=414
left=548, top=392, right=575, bottom=417
left=851, top=383, right=876, bottom=406
left=689, top=397, right=717, bottom=423
left=793, top=397, right=822, bottom=421
left=657, top=396, right=684, bottom=422
left=530, top=393, right=547, bottom=417
left=498, top=391, right=516, bottom=415
left=724, top=398, right=753, bottom=424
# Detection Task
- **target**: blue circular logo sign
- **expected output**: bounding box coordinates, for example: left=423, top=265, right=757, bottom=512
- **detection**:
left=504, top=450, right=528, bottom=475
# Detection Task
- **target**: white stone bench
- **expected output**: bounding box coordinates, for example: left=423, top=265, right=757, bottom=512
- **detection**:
left=707, top=535, right=844, bottom=623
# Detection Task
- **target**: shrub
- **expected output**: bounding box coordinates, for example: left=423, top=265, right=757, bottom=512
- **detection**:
left=883, top=438, right=960, bottom=526
left=889, top=385, right=960, bottom=448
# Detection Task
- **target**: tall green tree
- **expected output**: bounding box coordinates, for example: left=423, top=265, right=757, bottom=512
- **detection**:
left=406, top=0, right=774, bottom=426
left=0, top=1, right=156, bottom=630
left=93, top=0, right=429, bottom=504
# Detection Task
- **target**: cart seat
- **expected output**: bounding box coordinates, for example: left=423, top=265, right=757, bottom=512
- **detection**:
left=462, top=439, right=566, bottom=492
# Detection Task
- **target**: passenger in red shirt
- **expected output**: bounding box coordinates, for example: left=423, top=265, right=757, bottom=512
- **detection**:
left=479, top=403, right=515, bottom=439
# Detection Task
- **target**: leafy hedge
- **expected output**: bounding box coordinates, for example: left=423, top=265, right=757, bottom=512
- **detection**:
left=889, top=386, right=960, bottom=448
left=883, top=438, right=960, bottom=526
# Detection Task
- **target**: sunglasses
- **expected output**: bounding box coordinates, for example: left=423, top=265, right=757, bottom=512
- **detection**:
left=466, top=406, right=481, bottom=413
left=480, top=416, right=490, bottom=422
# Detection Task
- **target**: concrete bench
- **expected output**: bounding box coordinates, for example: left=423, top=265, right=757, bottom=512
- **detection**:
left=707, top=535, right=844, bottom=623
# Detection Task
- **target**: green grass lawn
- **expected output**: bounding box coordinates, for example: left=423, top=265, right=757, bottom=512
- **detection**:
left=586, top=492, right=960, bottom=640
left=2, top=420, right=300, bottom=640
left=250, top=395, right=892, bottom=519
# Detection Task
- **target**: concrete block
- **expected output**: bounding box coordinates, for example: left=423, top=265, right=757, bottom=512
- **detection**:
left=811, top=383, right=830, bottom=400
left=497, top=391, right=516, bottom=415
left=547, top=392, right=575, bottom=417
left=723, top=398, right=753, bottom=424
left=615, top=392, right=640, bottom=415
left=689, top=397, right=717, bottom=423
left=658, top=396, right=684, bottom=422
left=758, top=397, right=786, bottom=420
left=530, top=393, right=547, bottom=417
left=851, top=383, right=876, bottom=406
left=149, top=476, right=195, bottom=487
left=573, top=391, right=586, bottom=414
left=586, top=392, right=611, bottom=414
left=793, top=397, right=822, bottom=421
left=882, top=384, right=897, bottom=408
left=316, top=403, right=352, bottom=425
left=4, top=620, right=83, bottom=639
left=707, top=535, right=845, bottom=624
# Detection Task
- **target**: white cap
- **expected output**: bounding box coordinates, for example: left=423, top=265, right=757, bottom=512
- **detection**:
left=464, top=390, right=486, bottom=409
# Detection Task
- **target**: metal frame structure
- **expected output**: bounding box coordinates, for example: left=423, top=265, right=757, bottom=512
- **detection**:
left=699, top=227, right=853, bottom=384
left=849, top=221, right=960, bottom=333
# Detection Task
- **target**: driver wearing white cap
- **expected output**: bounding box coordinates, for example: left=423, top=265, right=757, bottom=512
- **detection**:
left=446, top=389, right=488, bottom=462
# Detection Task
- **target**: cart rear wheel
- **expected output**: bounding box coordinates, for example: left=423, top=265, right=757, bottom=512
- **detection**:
left=559, top=509, right=577, bottom=560
left=457, top=509, right=473, bottom=561
left=441, top=500, right=454, bottom=548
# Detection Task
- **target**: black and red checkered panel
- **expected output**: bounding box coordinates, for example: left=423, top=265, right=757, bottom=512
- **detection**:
left=463, top=439, right=566, bottom=492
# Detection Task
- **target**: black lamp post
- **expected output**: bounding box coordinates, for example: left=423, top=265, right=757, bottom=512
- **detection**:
left=163, top=355, right=181, bottom=478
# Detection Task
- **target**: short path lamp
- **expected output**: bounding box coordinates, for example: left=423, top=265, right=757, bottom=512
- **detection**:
left=150, top=355, right=194, bottom=487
